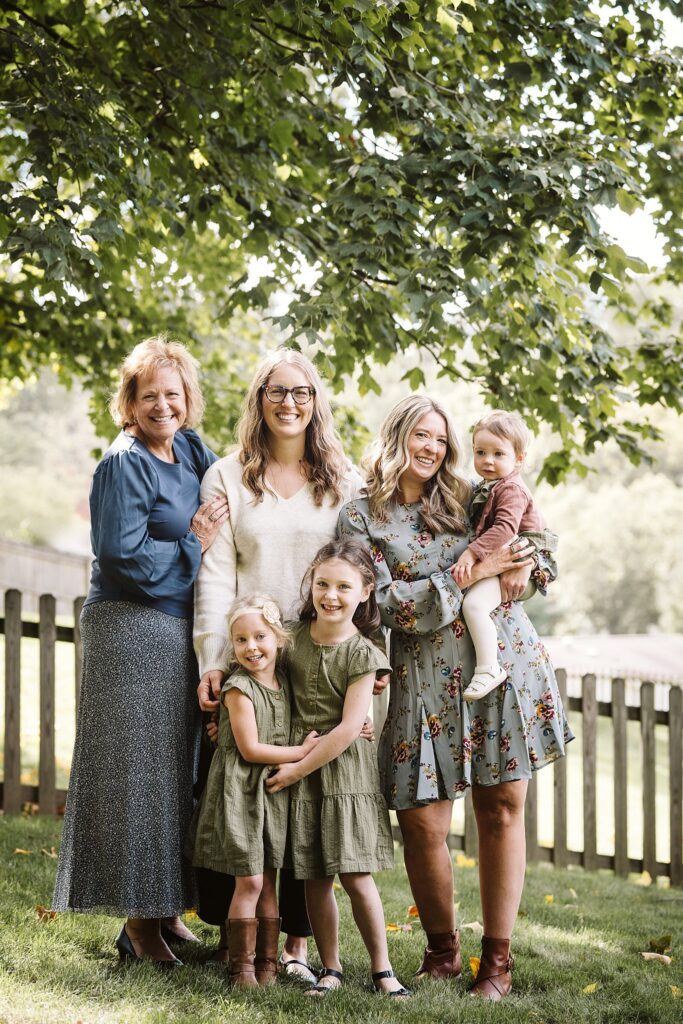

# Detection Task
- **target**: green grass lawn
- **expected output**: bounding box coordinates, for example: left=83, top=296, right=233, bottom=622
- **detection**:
left=1, top=815, right=681, bottom=1024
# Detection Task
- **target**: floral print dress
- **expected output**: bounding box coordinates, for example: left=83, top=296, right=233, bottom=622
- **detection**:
left=337, top=498, right=573, bottom=811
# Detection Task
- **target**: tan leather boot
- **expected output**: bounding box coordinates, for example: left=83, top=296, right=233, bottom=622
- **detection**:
left=255, top=916, right=280, bottom=986
left=415, top=929, right=462, bottom=980
left=227, top=918, right=258, bottom=988
left=468, top=935, right=513, bottom=1000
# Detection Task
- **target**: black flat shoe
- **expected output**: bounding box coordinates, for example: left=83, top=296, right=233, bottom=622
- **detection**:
left=160, top=922, right=200, bottom=945
left=372, top=968, right=412, bottom=997
left=115, top=925, right=183, bottom=968
left=304, top=967, right=343, bottom=996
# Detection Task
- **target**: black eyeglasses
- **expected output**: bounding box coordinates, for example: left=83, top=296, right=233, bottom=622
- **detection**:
left=261, top=384, right=316, bottom=405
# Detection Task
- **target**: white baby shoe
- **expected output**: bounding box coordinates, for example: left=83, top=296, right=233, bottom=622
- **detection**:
left=463, top=664, right=507, bottom=702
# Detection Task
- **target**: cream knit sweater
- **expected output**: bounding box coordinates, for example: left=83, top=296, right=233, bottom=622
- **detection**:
left=193, top=451, right=364, bottom=676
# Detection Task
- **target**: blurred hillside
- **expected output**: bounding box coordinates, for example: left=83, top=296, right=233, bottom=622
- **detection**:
left=1, top=347, right=682, bottom=636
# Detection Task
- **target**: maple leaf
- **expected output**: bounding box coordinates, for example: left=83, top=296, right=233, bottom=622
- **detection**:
left=35, top=905, right=57, bottom=921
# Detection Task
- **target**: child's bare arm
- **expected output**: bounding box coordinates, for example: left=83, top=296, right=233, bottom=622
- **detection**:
left=226, top=690, right=318, bottom=764
left=265, top=673, right=374, bottom=793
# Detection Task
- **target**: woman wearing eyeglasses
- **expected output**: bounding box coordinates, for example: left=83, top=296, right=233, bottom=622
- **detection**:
left=193, top=349, right=364, bottom=978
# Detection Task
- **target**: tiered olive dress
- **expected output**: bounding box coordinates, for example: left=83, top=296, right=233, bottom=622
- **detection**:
left=192, top=668, right=290, bottom=876
left=285, top=623, right=395, bottom=880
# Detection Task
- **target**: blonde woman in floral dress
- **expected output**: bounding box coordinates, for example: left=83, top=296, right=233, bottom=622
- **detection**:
left=337, top=395, right=573, bottom=1001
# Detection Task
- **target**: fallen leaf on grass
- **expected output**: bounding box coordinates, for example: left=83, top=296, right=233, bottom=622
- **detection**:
left=461, top=920, right=484, bottom=937
left=639, top=952, right=672, bottom=965
left=671, top=986, right=682, bottom=998
left=469, top=956, right=480, bottom=979
left=14, top=848, right=31, bottom=856
left=35, top=905, right=57, bottom=921
left=386, top=923, right=413, bottom=932
left=649, top=934, right=672, bottom=954
left=636, top=871, right=653, bottom=887
left=455, top=853, right=476, bottom=868
left=544, top=894, right=554, bottom=904
left=569, top=888, right=578, bottom=900
left=41, top=847, right=57, bottom=859
left=406, top=904, right=419, bottom=918
left=583, top=982, right=601, bottom=994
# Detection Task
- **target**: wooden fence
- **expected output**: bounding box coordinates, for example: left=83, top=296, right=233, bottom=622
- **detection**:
left=1, top=588, right=682, bottom=885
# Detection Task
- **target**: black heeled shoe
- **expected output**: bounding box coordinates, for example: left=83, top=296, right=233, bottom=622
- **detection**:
left=115, top=925, right=183, bottom=968
left=160, top=922, right=200, bottom=945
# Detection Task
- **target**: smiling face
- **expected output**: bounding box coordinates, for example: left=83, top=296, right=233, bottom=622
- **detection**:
left=130, top=366, right=187, bottom=451
left=472, top=428, right=523, bottom=481
left=260, top=363, right=315, bottom=442
left=311, top=558, right=371, bottom=627
left=398, top=411, right=448, bottom=496
left=230, top=613, right=279, bottom=677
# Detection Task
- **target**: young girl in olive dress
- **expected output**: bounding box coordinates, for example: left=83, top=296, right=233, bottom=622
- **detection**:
left=266, top=539, right=410, bottom=998
left=191, top=595, right=319, bottom=987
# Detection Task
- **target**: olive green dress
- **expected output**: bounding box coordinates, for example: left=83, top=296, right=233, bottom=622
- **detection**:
left=285, top=622, right=394, bottom=880
left=192, top=668, right=290, bottom=876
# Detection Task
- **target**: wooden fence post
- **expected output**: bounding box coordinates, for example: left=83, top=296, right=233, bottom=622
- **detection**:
left=464, top=790, right=479, bottom=859
left=670, top=686, right=682, bottom=887
left=38, top=594, right=57, bottom=815
left=553, top=668, right=568, bottom=868
left=525, top=773, right=538, bottom=863
left=641, top=682, right=657, bottom=879
left=612, top=678, right=628, bottom=877
left=582, top=674, right=598, bottom=871
left=3, top=589, right=22, bottom=813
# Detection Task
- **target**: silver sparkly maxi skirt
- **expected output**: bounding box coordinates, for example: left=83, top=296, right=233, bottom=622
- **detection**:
left=53, top=601, right=200, bottom=917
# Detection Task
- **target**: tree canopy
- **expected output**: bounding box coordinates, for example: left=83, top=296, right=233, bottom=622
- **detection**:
left=1, top=0, right=682, bottom=480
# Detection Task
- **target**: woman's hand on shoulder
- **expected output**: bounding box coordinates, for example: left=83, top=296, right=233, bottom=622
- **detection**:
left=190, top=495, right=229, bottom=553
left=197, top=669, right=224, bottom=711
left=265, top=762, right=302, bottom=794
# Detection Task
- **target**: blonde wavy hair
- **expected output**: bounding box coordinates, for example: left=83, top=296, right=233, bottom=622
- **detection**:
left=109, top=334, right=204, bottom=429
left=364, top=395, right=471, bottom=534
left=238, top=350, right=347, bottom=506
left=227, top=595, right=290, bottom=650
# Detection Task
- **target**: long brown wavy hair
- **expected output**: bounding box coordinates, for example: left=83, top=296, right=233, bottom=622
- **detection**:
left=299, top=539, right=381, bottom=636
left=237, top=350, right=347, bottom=506
left=364, top=394, right=471, bottom=534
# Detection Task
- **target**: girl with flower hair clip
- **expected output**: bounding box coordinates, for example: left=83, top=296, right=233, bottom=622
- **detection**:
left=191, top=595, right=320, bottom=988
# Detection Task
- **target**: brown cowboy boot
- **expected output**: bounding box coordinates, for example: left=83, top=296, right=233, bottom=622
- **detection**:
left=415, top=929, right=462, bottom=980
left=255, top=916, right=281, bottom=986
left=468, top=935, right=513, bottom=1000
left=227, top=918, right=259, bottom=988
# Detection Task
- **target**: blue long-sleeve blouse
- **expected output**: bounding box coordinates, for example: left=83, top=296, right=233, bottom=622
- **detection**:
left=84, top=429, right=217, bottom=618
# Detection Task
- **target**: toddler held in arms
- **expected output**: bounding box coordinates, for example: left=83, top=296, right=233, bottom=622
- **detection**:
left=453, top=410, right=549, bottom=702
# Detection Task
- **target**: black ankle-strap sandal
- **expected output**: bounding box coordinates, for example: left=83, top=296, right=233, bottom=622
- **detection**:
left=372, top=968, right=412, bottom=997
left=305, top=967, right=344, bottom=995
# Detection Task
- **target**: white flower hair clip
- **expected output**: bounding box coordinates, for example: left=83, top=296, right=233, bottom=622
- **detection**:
left=261, top=600, right=281, bottom=626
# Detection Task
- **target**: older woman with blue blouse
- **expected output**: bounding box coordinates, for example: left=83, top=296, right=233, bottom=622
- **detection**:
left=53, top=336, right=228, bottom=965
left=338, top=395, right=573, bottom=1000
